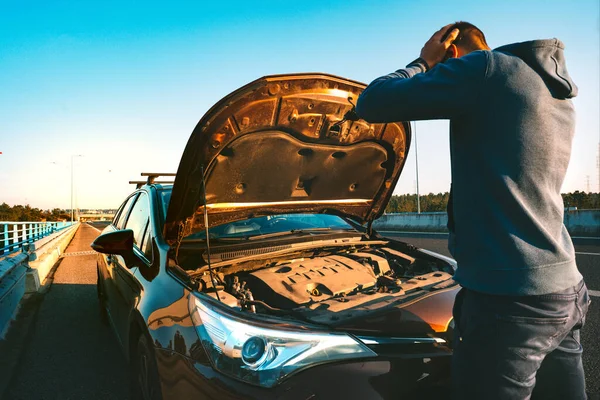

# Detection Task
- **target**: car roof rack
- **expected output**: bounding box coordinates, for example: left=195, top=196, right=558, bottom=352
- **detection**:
left=129, top=173, right=176, bottom=189
left=141, top=172, right=176, bottom=184
left=129, top=180, right=175, bottom=189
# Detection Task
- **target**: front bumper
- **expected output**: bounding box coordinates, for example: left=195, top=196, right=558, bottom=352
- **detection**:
left=155, top=347, right=451, bottom=400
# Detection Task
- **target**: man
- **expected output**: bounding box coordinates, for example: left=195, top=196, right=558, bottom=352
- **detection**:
left=356, top=22, right=590, bottom=399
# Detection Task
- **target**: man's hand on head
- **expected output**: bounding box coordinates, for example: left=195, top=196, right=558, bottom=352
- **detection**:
left=419, top=24, right=460, bottom=69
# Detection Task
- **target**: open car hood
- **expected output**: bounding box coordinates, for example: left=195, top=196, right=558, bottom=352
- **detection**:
left=164, top=73, right=410, bottom=244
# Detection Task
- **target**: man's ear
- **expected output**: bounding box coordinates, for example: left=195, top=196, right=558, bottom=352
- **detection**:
left=446, top=44, right=459, bottom=59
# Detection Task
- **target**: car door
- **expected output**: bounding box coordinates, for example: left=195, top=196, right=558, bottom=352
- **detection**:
left=100, top=193, right=137, bottom=323
left=108, top=192, right=150, bottom=345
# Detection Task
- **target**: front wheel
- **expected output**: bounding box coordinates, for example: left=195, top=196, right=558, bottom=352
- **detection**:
left=131, top=334, right=162, bottom=400
left=96, top=270, right=108, bottom=325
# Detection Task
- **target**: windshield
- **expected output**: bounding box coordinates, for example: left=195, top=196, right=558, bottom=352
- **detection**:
left=185, top=213, right=356, bottom=240
left=160, top=188, right=357, bottom=240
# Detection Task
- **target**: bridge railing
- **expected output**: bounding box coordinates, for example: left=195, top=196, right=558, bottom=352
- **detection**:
left=0, top=221, right=75, bottom=256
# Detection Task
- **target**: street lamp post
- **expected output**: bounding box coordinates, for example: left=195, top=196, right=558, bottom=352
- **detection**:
left=71, top=155, right=83, bottom=223
left=414, top=122, right=421, bottom=214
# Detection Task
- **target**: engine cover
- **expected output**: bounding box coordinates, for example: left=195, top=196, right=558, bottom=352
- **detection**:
left=247, top=255, right=379, bottom=308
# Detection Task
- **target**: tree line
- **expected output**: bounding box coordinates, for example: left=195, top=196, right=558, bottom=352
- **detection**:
left=1, top=191, right=598, bottom=220
left=385, top=191, right=600, bottom=213
left=0, top=203, right=71, bottom=222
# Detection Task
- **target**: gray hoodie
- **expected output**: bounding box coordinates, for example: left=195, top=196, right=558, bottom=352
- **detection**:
left=357, top=39, right=581, bottom=296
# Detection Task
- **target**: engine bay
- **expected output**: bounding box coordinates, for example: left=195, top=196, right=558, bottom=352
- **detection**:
left=187, top=241, right=455, bottom=325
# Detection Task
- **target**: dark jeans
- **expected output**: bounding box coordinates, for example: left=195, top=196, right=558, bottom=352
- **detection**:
left=452, top=279, right=591, bottom=400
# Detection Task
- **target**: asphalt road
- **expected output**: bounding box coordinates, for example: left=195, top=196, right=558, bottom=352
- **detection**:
left=0, top=223, right=129, bottom=400
left=381, top=231, right=600, bottom=397
left=0, top=225, right=597, bottom=399
left=88, top=220, right=111, bottom=231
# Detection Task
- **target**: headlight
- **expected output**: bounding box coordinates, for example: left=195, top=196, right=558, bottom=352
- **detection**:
left=189, top=295, right=376, bottom=388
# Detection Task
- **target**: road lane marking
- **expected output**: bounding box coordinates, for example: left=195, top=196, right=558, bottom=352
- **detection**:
left=60, top=250, right=97, bottom=258
left=589, top=290, right=600, bottom=298
left=380, top=231, right=599, bottom=241
left=575, top=252, right=600, bottom=256
left=86, top=223, right=102, bottom=233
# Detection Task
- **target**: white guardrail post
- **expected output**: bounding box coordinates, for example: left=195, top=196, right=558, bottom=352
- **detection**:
left=0, top=221, right=74, bottom=256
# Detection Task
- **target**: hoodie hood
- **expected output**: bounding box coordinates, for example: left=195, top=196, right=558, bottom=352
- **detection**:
left=495, top=39, right=578, bottom=99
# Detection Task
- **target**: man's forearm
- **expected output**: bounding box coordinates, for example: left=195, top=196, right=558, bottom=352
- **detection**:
left=356, top=51, right=487, bottom=123
left=355, top=63, right=428, bottom=122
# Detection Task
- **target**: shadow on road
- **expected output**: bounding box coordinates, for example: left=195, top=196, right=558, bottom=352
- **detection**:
left=3, top=281, right=130, bottom=400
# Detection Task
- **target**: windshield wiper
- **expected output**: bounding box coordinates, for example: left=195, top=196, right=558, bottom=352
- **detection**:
left=290, top=227, right=332, bottom=233
left=246, top=227, right=357, bottom=241
left=181, top=236, right=249, bottom=243
left=183, top=228, right=358, bottom=243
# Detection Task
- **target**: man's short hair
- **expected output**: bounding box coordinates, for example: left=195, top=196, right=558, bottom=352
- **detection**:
left=442, top=22, right=489, bottom=51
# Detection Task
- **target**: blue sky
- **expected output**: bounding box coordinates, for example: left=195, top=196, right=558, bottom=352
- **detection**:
left=1, top=0, right=598, bottom=209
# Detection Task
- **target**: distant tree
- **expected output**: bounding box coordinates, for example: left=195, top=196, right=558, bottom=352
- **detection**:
left=385, top=192, right=450, bottom=213
left=562, top=191, right=600, bottom=209
left=0, top=204, right=70, bottom=221
left=0, top=203, right=17, bottom=221
left=386, top=196, right=400, bottom=213
left=385, top=191, right=598, bottom=214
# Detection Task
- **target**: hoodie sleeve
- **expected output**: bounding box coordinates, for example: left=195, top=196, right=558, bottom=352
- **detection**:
left=356, top=51, right=489, bottom=123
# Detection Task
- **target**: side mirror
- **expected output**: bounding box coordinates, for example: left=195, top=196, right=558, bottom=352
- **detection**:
left=91, top=229, right=134, bottom=255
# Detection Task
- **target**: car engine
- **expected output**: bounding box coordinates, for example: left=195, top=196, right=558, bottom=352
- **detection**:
left=191, top=244, right=455, bottom=325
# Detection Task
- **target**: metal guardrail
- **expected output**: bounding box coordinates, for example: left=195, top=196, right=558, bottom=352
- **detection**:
left=0, top=221, right=74, bottom=256
left=0, top=222, right=79, bottom=339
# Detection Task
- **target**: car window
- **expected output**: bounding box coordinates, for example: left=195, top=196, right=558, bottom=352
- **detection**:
left=115, top=194, right=138, bottom=229
left=125, top=192, right=151, bottom=252
left=158, top=188, right=172, bottom=223
left=140, top=219, right=152, bottom=259
left=112, top=205, right=123, bottom=226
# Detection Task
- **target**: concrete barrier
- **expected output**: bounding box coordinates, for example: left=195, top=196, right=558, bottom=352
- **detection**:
left=0, top=223, right=79, bottom=338
left=24, top=223, right=80, bottom=293
left=373, top=212, right=449, bottom=233
left=564, top=210, right=600, bottom=237
left=373, top=210, right=600, bottom=237
left=0, top=253, right=28, bottom=338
